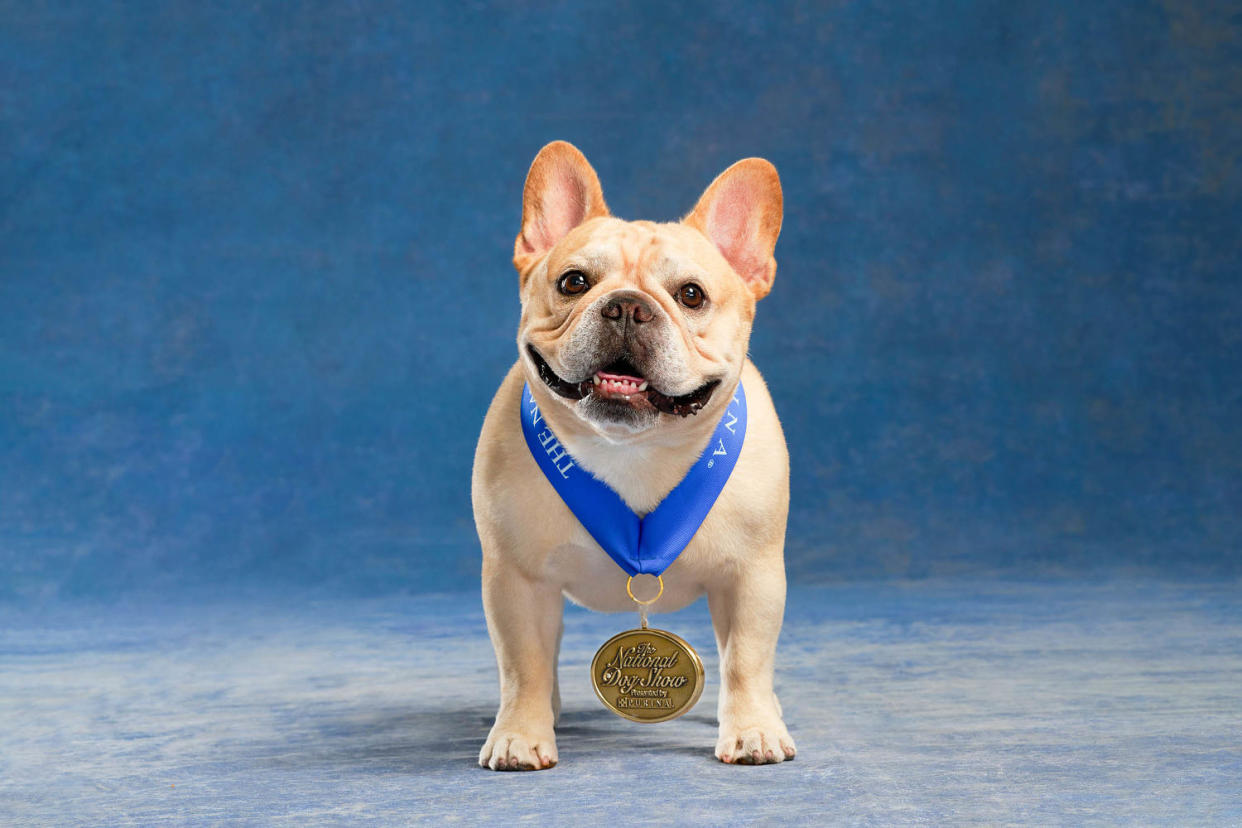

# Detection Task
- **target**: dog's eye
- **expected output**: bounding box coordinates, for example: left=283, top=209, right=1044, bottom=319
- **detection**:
left=676, top=283, right=706, bottom=308
left=558, top=271, right=590, bottom=296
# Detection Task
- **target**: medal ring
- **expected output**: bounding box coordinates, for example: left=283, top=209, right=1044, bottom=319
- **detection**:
left=626, top=574, right=663, bottom=606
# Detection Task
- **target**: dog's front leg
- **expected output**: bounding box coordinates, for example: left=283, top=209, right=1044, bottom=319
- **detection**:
left=707, top=563, right=796, bottom=764
left=478, top=556, right=562, bottom=771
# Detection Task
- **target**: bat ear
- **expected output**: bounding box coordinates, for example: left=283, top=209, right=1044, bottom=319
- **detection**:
left=683, top=158, right=782, bottom=300
left=514, top=141, right=609, bottom=281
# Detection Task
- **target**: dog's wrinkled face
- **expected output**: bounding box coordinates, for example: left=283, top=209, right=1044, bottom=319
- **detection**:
left=522, top=219, right=746, bottom=431
left=513, top=142, right=782, bottom=435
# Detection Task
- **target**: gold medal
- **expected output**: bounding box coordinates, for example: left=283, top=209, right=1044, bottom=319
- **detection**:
left=589, top=576, right=705, bottom=723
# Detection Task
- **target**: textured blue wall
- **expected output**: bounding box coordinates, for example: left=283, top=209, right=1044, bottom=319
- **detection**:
left=2, top=1, right=1239, bottom=598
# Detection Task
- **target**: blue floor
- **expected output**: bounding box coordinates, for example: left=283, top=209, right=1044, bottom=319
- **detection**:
left=2, top=579, right=1240, bottom=825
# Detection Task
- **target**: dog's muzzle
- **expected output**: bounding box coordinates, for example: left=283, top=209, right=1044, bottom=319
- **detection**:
left=526, top=345, right=720, bottom=417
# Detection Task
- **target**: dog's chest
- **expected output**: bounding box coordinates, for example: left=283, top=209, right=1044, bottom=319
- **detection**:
left=546, top=524, right=708, bottom=614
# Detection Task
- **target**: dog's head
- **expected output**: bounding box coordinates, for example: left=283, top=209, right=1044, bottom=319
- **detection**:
left=515, top=141, right=781, bottom=436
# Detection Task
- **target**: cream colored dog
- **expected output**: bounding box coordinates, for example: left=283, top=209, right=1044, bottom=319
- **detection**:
left=472, top=141, right=794, bottom=770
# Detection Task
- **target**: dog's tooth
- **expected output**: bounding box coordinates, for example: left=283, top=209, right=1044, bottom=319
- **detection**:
left=593, top=374, right=601, bottom=385
left=638, top=381, right=648, bottom=391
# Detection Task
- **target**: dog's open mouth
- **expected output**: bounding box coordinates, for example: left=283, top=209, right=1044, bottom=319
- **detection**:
left=527, top=346, right=720, bottom=417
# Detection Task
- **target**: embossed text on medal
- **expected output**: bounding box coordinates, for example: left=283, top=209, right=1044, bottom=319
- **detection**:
left=589, top=628, right=705, bottom=723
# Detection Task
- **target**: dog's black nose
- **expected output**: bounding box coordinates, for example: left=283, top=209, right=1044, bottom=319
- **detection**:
left=601, top=296, right=654, bottom=324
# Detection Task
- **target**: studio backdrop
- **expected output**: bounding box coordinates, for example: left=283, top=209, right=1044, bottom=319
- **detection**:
left=1, top=0, right=1239, bottom=600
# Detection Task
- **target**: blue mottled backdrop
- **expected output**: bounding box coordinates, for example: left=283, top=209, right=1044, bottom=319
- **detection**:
left=2, top=1, right=1240, bottom=599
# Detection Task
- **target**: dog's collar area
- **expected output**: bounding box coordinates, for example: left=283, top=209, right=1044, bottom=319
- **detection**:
left=525, top=345, right=721, bottom=417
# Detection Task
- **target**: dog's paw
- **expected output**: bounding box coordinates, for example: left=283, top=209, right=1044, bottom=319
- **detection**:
left=715, top=718, right=796, bottom=765
left=478, top=723, right=558, bottom=771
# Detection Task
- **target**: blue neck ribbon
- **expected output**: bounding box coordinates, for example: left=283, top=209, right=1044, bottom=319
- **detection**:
left=520, top=381, right=747, bottom=576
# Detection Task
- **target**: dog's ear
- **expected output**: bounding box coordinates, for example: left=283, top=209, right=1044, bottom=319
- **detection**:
left=684, top=158, right=782, bottom=301
left=514, top=141, right=610, bottom=280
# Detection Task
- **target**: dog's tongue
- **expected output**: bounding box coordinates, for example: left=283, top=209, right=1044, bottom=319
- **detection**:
left=593, top=369, right=648, bottom=396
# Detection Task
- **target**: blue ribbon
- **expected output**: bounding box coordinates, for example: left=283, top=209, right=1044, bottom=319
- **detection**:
left=520, top=381, right=747, bottom=576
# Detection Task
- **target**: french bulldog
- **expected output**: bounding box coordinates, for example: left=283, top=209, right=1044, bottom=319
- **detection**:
left=472, top=141, right=794, bottom=770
